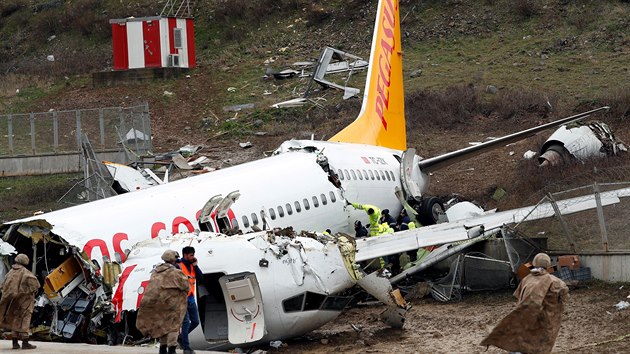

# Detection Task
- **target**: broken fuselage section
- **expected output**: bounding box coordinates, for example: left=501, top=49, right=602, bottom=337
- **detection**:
left=539, top=121, right=627, bottom=166
left=0, top=221, right=117, bottom=343
left=112, top=230, right=405, bottom=350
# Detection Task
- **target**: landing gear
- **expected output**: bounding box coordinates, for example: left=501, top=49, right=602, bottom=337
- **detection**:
left=417, top=196, right=444, bottom=226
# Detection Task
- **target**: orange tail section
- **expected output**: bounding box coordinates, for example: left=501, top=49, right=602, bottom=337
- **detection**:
left=329, top=0, right=405, bottom=150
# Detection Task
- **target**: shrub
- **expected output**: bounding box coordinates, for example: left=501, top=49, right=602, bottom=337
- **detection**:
left=510, top=0, right=539, bottom=19
left=0, top=0, right=26, bottom=17
left=486, top=88, right=556, bottom=120
left=405, top=85, right=481, bottom=130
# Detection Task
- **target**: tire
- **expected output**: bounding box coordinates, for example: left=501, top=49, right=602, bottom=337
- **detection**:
left=418, top=196, right=444, bottom=225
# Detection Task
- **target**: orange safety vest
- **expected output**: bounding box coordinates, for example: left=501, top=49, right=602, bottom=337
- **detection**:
left=180, top=263, right=196, bottom=297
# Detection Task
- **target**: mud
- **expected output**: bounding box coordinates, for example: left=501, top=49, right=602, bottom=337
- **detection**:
left=270, top=282, right=630, bottom=353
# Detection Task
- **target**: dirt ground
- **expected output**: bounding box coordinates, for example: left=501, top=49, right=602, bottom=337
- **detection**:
left=269, top=282, right=630, bottom=354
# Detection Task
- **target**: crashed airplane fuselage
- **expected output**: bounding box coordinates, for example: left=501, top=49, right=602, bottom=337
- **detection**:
left=0, top=0, right=614, bottom=346
left=113, top=232, right=362, bottom=349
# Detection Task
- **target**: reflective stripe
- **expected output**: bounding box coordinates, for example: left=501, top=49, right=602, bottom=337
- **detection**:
left=180, top=263, right=196, bottom=297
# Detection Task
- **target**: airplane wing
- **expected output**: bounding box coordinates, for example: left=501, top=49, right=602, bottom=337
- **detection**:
left=417, top=106, right=609, bottom=173
left=354, top=185, right=630, bottom=262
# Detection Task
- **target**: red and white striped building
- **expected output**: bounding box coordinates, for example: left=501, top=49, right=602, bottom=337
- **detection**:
left=109, top=16, right=196, bottom=70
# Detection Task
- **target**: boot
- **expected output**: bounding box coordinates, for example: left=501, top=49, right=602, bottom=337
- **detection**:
left=159, top=345, right=168, bottom=354
left=21, top=340, right=36, bottom=350
left=12, top=338, right=20, bottom=350
left=168, top=346, right=178, bottom=354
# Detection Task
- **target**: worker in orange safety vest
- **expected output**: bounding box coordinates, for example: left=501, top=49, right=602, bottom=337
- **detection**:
left=177, top=246, right=204, bottom=354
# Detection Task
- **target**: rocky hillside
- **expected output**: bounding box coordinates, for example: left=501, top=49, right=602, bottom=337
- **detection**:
left=0, top=0, right=628, bottom=218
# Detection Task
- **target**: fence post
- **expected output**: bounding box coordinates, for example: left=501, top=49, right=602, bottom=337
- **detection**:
left=99, top=108, right=105, bottom=148
left=593, top=182, right=609, bottom=252
left=7, top=115, right=13, bottom=156
left=547, top=193, right=577, bottom=253
left=53, top=111, right=59, bottom=153
left=75, top=110, right=82, bottom=151
left=141, top=103, right=150, bottom=151
left=30, top=113, right=36, bottom=154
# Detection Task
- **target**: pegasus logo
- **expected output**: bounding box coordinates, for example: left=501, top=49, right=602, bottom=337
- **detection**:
left=375, top=0, right=396, bottom=131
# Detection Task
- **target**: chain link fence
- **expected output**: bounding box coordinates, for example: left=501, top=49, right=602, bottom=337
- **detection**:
left=513, top=175, right=630, bottom=252
left=0, top=104, right=151, bottom=157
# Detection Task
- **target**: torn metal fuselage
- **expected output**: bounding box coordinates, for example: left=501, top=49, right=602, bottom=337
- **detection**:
left=0, top=221, right=118, bottom=344
left=539, top=121, right=627, bottom=166
left=113, top=230, right=363, bottom=349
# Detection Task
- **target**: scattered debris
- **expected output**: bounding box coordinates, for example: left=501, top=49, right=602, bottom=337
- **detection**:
left=311, top=47, right=365, bottom=99
left=265, top=68, right=300, bottom=80
left=485, top=85, right=498, bottom=94
left=122, top=128, right=150, bottom=144
left=269, top=340, right=283, bottom=348
left=239, top=142, right=253, bottom=149
left=163, top=90, right=174, bottom=96
left=179, top=144, right=203, bottom=157
left=410, top=69, right=422, bottom=78
left=523, top=150, right=537, bottom=159
left=223, top=103, right=255, bottom=112
left=47, top=55, right=55, bottom=62
left=614, top=301, right=629, bottom=310
left=227, top=87, right=237, bottom=92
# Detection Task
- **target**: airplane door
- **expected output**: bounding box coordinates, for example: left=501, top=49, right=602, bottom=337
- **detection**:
left=400, top=148, right=423, bottom=201
left=219, top=272, right=265, bottom=344
left=214, top=191, right=241, bottom=232
left=198, top=195, right=222, bottom=232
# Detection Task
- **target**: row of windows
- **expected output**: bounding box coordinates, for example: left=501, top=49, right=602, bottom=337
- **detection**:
left=337, top=168, right=396, bottom=182
left=240, top=191, right=340, bottom=228
left=283, top=291, right=353, bottom=313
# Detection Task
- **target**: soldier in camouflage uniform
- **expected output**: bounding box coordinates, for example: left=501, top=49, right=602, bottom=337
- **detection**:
left=136, top=250, right=189, bottom=354
left=0, top=254, right=40, bottom=350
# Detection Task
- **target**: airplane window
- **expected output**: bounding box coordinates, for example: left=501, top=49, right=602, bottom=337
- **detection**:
left=385, top=171, right=391, bottom=181
left=231, top=218, right=239, bottom=229
left=329, top=191, right=336, bottom=203
left=286, top=203, right=293, bottom=215
left=269, top=208, right=276, bottom=220
left=321, top=295, right=353, bottom=311
left=278, top=206, right=285, bottom=217
left=368, top=170, right=374, bottom=180
left=312, top=196, right=319, bottom=208
left=242, top=216, right=250, bottom=228
left=303, top=198, right=310, bottom=210
left=362, top=170, right=369, bottom=180
left=294, top=201, right=302, bottom=212
left=344, top=170, right=350, bottom=180
left=390, top=171, right=396, bottom=181
left=350, top=170, right=357, bottom=180
left=251, top=213, right=259, bottom=225
left=357, top=169, right=363, bottom=180
left=320, top=193, right=327, bottom=205
left=380, top=170, right=386, bottom=180
left=338, top=169, right=344, bottom=180
left=375, top=170, right=381, bottom=180
left=304, top=292, right=327, bottom=311
left=282, top=293, right=305, bottom=313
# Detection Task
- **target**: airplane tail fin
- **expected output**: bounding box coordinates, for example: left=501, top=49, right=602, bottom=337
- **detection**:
left=329, top=0, right=406, bottom=150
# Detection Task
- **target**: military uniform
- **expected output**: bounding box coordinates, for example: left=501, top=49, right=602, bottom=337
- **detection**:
left=481, top=253, right=569, bottom=354
left=136, top=250, right=189, bottom=354
left=0, top=254, right=40, bottom=350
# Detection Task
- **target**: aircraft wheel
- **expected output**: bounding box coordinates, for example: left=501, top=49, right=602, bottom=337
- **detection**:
left=418, top=196, right=444, bottom=225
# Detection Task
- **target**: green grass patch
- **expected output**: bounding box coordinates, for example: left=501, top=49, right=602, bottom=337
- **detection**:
left=0, top=173, right=79, bottom=222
